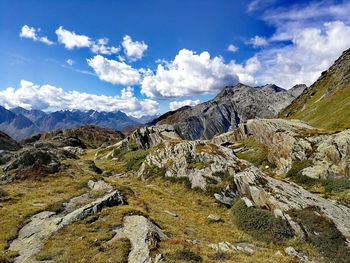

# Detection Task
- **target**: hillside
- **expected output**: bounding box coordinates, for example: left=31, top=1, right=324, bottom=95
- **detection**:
left=279, top=48, right=350, bottom=131
left=0, top=131, right=21, bottom=151
left=151, top=83, right=306, bottom=140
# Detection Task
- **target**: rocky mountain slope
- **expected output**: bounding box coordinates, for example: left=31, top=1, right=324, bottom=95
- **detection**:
left=0, top=131, right=21, bottom=151
left=279, top=48, right=350, bottom=131
left=1, top=120, right=350, bottom=263
left=151, top=83, right=306, bottom=140
left=0, top=107, right=140, bottom=140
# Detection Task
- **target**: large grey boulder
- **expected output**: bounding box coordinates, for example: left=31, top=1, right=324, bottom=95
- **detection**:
left=110, top=215, right=167, bottom=263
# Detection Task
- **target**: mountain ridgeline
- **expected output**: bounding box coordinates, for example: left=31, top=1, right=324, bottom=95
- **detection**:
left=0, top=107, right=140, bottom=140
left=150, top=83, right=306, bottom=140
left=279, top=48, right=350, bottom=131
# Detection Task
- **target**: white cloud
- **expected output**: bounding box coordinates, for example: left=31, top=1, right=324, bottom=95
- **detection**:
left=122, top=35, right=148, bottom=61
left=141, top=49, right=258, bottom=98
left=20, top=25, right=37, bottom=40
left=20, top=25, right=54, bottom=45
left=90, top=38, right=120, bottom=55
left=66, top=59, right=75, bottom=66
left=87, top=55, right=141, bottom=85
left=0, top=80, right=158, bottom=118
left=169, top=99, right=200, bottom=111
left=254, top=21, right=350, bottom=88
left=55, top=26, right=91, bottom=49
left=55, top=27, right=120, bottom=55
left=227, top=44, right=238, bottom=52
left=249, top=35, right=268, bottom=47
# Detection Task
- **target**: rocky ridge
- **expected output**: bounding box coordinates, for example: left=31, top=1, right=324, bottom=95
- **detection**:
left=150, top=83, right=306, bottom=140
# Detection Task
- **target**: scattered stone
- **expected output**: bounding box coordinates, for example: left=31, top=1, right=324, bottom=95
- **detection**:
left=186, top=239, right=199, bottom=245
left=208, top=241, right=263, bottom=254
left=155, top=253, right=165, bottom=263
left=88, top=180, right=112, bottom=191
left=164, top=210, right=178, bottom=217
left=274, top=251, right=283, bottom=257
left=285, top=246, right=314, bottom=263
left=207, top=214, right=222, bottom=222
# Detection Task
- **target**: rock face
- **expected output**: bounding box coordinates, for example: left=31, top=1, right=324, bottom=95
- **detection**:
left=150, top=83, right=305, bottom=140
left=138, top=140, right=246, bottom=190
left=94, top=124, right=181, bottom=160
left=213, top=118, right=350, bottom=179
left=111, top=215, right=167, bottom=263
left=279, top=48, right=350, bottom=131
left=9, top=190, right=126, bottom=263
left=234, top=166, right=350, bottom=240
left=129, top=124, right=181, bottom=149
left=0, top=131, right=21, bottom=151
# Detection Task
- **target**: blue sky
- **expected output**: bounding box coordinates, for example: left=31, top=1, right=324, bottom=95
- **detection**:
left=0, top=0, right=350, bottom=117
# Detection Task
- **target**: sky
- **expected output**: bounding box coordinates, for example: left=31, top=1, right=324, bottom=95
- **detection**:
left=0, top=0, right=350, bottom=118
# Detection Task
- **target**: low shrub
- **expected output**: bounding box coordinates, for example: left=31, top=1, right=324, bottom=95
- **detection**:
left=290, top=207, right=350, bottom=263
left=322, top=178, right=350, bottom=193
left=0, top=188, right=8, bottom=198
left=208, top=252, right=231, bottom=261
left=286, top=160, right=312, bottom=178
left=232, top=199, right=294, bottom=243
left=174, top=249, right=202, bottom=262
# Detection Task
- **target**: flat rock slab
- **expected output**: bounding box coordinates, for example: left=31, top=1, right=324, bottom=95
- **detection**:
left=111, top=215, right=167, bottom=263
left=9, top=190, right=126, bottom=263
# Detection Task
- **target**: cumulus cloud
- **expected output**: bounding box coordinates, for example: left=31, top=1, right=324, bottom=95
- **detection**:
left=0, top=80, right=158, bottom=118
left=169, top=99, right=200, bottom=111
left=141, top=49, right=259, bottom=98
left=122, top=35, right=148, bottom=61
left=249, top=35, right=268, bottom=47
left=55, top=26, right=91, bottom=49
left=55, top=27, right=119, bottom=55
left=87, top=55, right=141, bottom=85
left=20, top=25, right=54, bottom=45
left=254, top=21, right=350, bottom=88
left=227, top=44, right=238, bottom=52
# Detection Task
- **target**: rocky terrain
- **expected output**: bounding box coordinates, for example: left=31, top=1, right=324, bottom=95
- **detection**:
left=150, top=83, right=306, bottom=140
left=1, top=49, right=350, bottom=263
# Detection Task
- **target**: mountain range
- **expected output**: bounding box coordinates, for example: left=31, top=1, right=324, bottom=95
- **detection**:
left=0, top=107, right=146, bottom=140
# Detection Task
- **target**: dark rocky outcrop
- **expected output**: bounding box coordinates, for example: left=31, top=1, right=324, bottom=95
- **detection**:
left=151, top=83, right=305, bottom=140
left=0, top=131, right=21, bottom=151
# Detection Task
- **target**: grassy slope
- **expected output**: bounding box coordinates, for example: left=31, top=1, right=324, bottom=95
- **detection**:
left=0, top=148, right=319, bottom=263
left=279, top=49, right=350, bottom=131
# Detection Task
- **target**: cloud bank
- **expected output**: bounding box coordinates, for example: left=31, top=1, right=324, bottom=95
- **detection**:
left=0, top=80, right=158, bottom=118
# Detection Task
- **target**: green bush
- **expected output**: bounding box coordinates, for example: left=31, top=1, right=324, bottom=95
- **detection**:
left=322, top=178, right=350, bottom=193
left=0, top=188, right=8, bottom=198
left=286, top=160, right=312, bottom=178
left=174, top=249, right=202, bottom=262
left=232, top=200, right=294, bottom=243
left=290, top=208, right=350, bottom=263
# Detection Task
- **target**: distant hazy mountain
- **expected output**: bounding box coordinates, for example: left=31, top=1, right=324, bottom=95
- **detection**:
left=151, top=83, right=306, bottom=140
left=279, top=48, right=350, bottom=131
left=130, top=114, right=160, bottom=124
left=0, top=106, right=140, bottom=140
